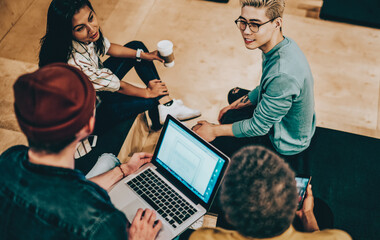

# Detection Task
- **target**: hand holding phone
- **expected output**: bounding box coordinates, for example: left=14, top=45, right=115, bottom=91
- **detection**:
left=295, top=175, right=312, bottom=210
left=295, top=181, right=320, bottom=232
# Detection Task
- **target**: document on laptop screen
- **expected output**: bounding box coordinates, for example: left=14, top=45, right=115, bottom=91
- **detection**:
left=156, top=120, right=225, bottom=203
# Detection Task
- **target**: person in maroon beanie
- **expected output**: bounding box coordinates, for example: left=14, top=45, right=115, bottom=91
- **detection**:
left=0, top=63, right=161, bottom=240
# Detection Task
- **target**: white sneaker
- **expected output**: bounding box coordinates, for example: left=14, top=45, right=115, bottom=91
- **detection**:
left=158, top=99, right=201, bottom=124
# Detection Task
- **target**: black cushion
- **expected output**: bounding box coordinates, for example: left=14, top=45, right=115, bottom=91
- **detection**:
left=320, top=0, right=380, bottom=29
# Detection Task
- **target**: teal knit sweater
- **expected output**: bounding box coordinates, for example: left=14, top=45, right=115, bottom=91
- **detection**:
left=232, top=37, right=316, bottom=155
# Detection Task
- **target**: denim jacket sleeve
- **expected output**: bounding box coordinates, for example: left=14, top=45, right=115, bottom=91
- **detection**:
left=89, top=210, right=129, bottom=240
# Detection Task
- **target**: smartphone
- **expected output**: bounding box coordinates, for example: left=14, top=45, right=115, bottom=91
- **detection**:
left=295, top=175, right=312, bottom=210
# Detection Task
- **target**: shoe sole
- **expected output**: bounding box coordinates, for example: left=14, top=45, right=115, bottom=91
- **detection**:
left=177, top=113, right=202, bottom=121
left=160, top=114, right=201, bottom=125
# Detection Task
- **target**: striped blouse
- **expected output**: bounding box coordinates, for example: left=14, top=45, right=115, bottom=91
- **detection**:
left=68, top=37, right=120, bottom=92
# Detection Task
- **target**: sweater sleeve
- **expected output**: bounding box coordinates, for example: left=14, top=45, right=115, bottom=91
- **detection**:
left=232, top=73, right=300, bottom=137
left=247, top=85, right=260, bottom=106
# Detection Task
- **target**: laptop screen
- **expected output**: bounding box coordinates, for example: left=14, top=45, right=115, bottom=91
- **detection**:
left=155, top=118, right=226, bottom=204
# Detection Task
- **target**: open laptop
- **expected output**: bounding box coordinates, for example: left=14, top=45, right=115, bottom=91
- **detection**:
left=109, top=115, right=230, bottom=240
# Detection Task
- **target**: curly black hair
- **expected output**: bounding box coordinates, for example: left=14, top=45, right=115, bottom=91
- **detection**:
left=219, top=145, right=298, bottom=238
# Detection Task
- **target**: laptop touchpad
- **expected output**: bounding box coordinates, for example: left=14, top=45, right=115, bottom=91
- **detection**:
left=122, top=198, right=148, bottom=222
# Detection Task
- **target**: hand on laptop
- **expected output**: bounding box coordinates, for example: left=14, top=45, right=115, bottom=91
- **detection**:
left=121, top=152, right=153, bottom=175
left=128, top=208, right=162, bottom=240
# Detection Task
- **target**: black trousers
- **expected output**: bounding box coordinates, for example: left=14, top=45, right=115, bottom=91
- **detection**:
left=210, top=87, right=308, bottom=174
left=95, top=41, right=161, bottom=134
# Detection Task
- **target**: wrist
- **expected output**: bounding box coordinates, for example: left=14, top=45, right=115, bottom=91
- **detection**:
left=136, top=49, right=143, bottom=62
left=213, top=124, right=234, bottom=138
left=119, top=164, right=130, bottom=177
left=302, top=210, right=319, bottom=232
left=145, top=88, right=151, bottom=98
left=140, top=51, right=147, bottom=60
left=211, top=124, right=218, bottom=138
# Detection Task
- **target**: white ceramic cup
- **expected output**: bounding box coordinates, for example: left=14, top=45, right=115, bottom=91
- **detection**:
left=157, top=40, right=175, bottom=68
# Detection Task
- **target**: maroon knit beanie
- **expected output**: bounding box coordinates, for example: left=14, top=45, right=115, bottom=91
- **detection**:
left=13, top=63, right=96, bottom=142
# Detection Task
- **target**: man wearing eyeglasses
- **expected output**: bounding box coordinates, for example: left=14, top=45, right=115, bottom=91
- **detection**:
left=194, top=0, right=316, bottom=166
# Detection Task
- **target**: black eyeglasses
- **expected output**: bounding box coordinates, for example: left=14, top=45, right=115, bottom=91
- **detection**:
left=235, top=17, right=277, bottom=33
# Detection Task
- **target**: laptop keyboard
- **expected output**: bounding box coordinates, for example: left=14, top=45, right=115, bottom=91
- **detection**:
left=127, top=168, right=198, bottom=228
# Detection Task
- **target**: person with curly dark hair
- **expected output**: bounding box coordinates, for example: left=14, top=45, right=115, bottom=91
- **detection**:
left=188, top=145, right=351, bottom=240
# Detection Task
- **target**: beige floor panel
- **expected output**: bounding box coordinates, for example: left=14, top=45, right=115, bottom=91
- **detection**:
left=284, top=16, right=380, bottom=137
left=0, top=0, right=380, bottom=143
left=0, top=57, right=37, bottom=132
left=0, top=0, right=51, bottom=63
left=117, top=113, right=151, bottom=163
left=0, top=0, right=35, bottom=40
left=116, top=0, right=380, bottom=137
left=0, top=0, right=152, bottom=64
left=0, top=128, right=28, bottom=153
left=100, top=0, right=156, bottom=44
left=130, top=0, right=261, bottom=124
left=117, top=113, right=161, bottom=163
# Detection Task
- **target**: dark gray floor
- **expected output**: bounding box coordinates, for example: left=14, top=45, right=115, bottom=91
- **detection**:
left=304, top=127, right=380, bottom=240
left=320, top=0, right=380, bottom=29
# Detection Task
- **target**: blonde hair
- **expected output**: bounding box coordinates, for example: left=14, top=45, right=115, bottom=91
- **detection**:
left=240, top=0, right=285, bottom=19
